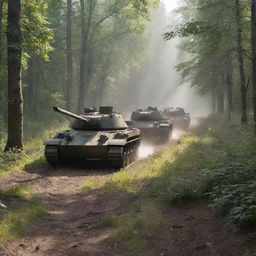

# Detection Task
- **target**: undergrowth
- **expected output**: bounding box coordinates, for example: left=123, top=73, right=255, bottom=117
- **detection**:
left=82, top=115, right=256, bottom=255
left=0, top=121, right=68, bottom=175
left=0, top=185, right=46, bottom=244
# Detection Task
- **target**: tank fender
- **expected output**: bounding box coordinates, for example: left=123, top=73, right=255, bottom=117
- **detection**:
left=44, top=139, right=62, bottom=146
left=108, top=139, right=126, bottom=146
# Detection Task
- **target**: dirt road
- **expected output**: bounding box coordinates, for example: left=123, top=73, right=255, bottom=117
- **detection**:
left=0, top=162, right=134, bottom=256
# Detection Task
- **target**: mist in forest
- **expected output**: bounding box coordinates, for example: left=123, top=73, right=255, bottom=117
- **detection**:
left=117, top=3, right=210, bottom=118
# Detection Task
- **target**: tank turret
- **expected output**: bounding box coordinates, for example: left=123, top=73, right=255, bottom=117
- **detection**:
left=53, top=106, right=128, bottom=131
left=131, top=107, right=164, bottom=122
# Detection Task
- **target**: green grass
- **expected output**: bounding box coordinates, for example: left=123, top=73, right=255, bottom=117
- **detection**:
left=83, top=115, right=256, bottom=255
left=0, top=185, right=46, bottom=244
left=0, top=200, right=46, bottom=243
left=1, top=185, right=32, bottom=200
left=0, top=121, right=68, bottom=176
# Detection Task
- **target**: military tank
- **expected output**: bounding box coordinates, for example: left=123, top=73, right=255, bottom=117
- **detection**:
left=44, top=106, right=140, bottom=168
left=129, top=107, right=172, bottom=145
left=162, top=107, right=190, bottom=131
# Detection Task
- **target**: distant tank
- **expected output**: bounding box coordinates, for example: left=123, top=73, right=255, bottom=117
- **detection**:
left=44, top=106, right=140, bottom=168
left=162, top=107, right=190, bottom=130
left=129, top=107, right=173, bottom=145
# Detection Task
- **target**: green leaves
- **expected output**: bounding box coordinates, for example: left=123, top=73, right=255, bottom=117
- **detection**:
left=22, top=0, right=53, bottom=61
left=165, top=0, right=239, bottom=96
left=164, top=21, right=214, bottom=39
left=209, top=181, right=256, bottom=227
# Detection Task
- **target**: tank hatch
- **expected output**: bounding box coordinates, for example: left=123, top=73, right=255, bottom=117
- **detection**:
left=131, top=107, right=164, bottom=121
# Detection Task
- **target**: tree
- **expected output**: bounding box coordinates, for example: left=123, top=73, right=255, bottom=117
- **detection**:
left=0, top=0, right=4, bottom=64
left=0, top=0, right=6, bottom=118
left=251, top=0, right=256, bottom=132
left=77, top=0, right=159, bottom=112
left=235, top=0, right=247, bottom=124
left=226, top=53, right=234, bottom=119
left=165, top=0, right=251, bottom=124
left=5, top=0, right=23, bottom=151
left=77, top=0, right=94, bottom=113
left=66, top=0, right=74, bottom=110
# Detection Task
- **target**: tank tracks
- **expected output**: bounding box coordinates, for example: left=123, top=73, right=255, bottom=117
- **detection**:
left=109, top=140, right=140, bottom=168
left=44, top=145, right=59, bottom=166
left=45, top=140, right=140, bottom=169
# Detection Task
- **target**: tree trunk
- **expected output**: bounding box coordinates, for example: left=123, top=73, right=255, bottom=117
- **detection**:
left=217, top=85, right=224, bottom=114
left=77, top=0, right=93, bottom=113
left=0, top=0, right=5, bottom=118
left=77, top=0, right=87, bottom=113
left=226, top=54, right=233, bottom=120
left=235, top=0, right=248, bottom=124
left=0, top=0, right=4, bottom=64
left=211, top=86, right=217, bottom=113
left=66, top=0, right=74, bottom=111
left=251, top=0, right=256, bottom=133
left=97, top=72, right=108, bottom=106
left=5, top=0, right=23, bottom=151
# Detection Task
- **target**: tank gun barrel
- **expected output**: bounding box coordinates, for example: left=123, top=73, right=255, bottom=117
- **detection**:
left=53, top=107, right=90, bottom=122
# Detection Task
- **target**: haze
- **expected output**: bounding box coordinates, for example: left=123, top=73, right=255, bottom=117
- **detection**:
left=115, top=1, right=210, bottom=118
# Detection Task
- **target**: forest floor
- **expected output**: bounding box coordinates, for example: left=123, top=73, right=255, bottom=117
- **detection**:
left=0, top=162, right=254, bottom=256
left=0, top=118, right=256, bottom=256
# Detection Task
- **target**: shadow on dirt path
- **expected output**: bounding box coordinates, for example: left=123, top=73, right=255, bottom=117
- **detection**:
left=0, top=161, right=134, bottom=256
left=0, top=191, right=133, bottom=256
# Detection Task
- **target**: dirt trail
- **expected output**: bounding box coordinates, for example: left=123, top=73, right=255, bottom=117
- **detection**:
left=0, top=160, right=255, bottom=256
left=0, top=163, right=133, bottom=256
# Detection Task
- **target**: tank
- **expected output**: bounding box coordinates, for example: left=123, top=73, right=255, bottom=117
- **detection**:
left=162, top=107, right=190, bottom=130
left=129, top=107, right=173, bottom=145
left=44, top=106, right=140, bottom=168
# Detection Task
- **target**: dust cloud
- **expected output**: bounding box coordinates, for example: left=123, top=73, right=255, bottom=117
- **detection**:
left=138, top=144, right=155, bottom=159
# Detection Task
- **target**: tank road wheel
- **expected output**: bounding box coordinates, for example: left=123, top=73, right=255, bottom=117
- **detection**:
left=109, top=146, right=124, bottom=168
left=134, top=147, right=139, bottom=161
left=44, top=145, right=59, bottom=167
left=127, top=150, right=133, bottom=166
left=122, top=152, right=129, bottom=168
left=109, top=141, right=140, bottom=169
left=109, top=151, right=131, bottom=168
left=130, top=149, right=135, bottom=162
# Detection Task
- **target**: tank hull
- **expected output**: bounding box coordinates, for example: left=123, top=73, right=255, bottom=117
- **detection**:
left=129, top=120, right=172, bottom=145
left=59, top=145, right=108, bottom=159
left=139, top=127, right=171, bottom=145
left=129, top=108, right=173, bottom=145
left=162, top=108, right=190, bottom=131
left=44, top=129, right=140, bottom=168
